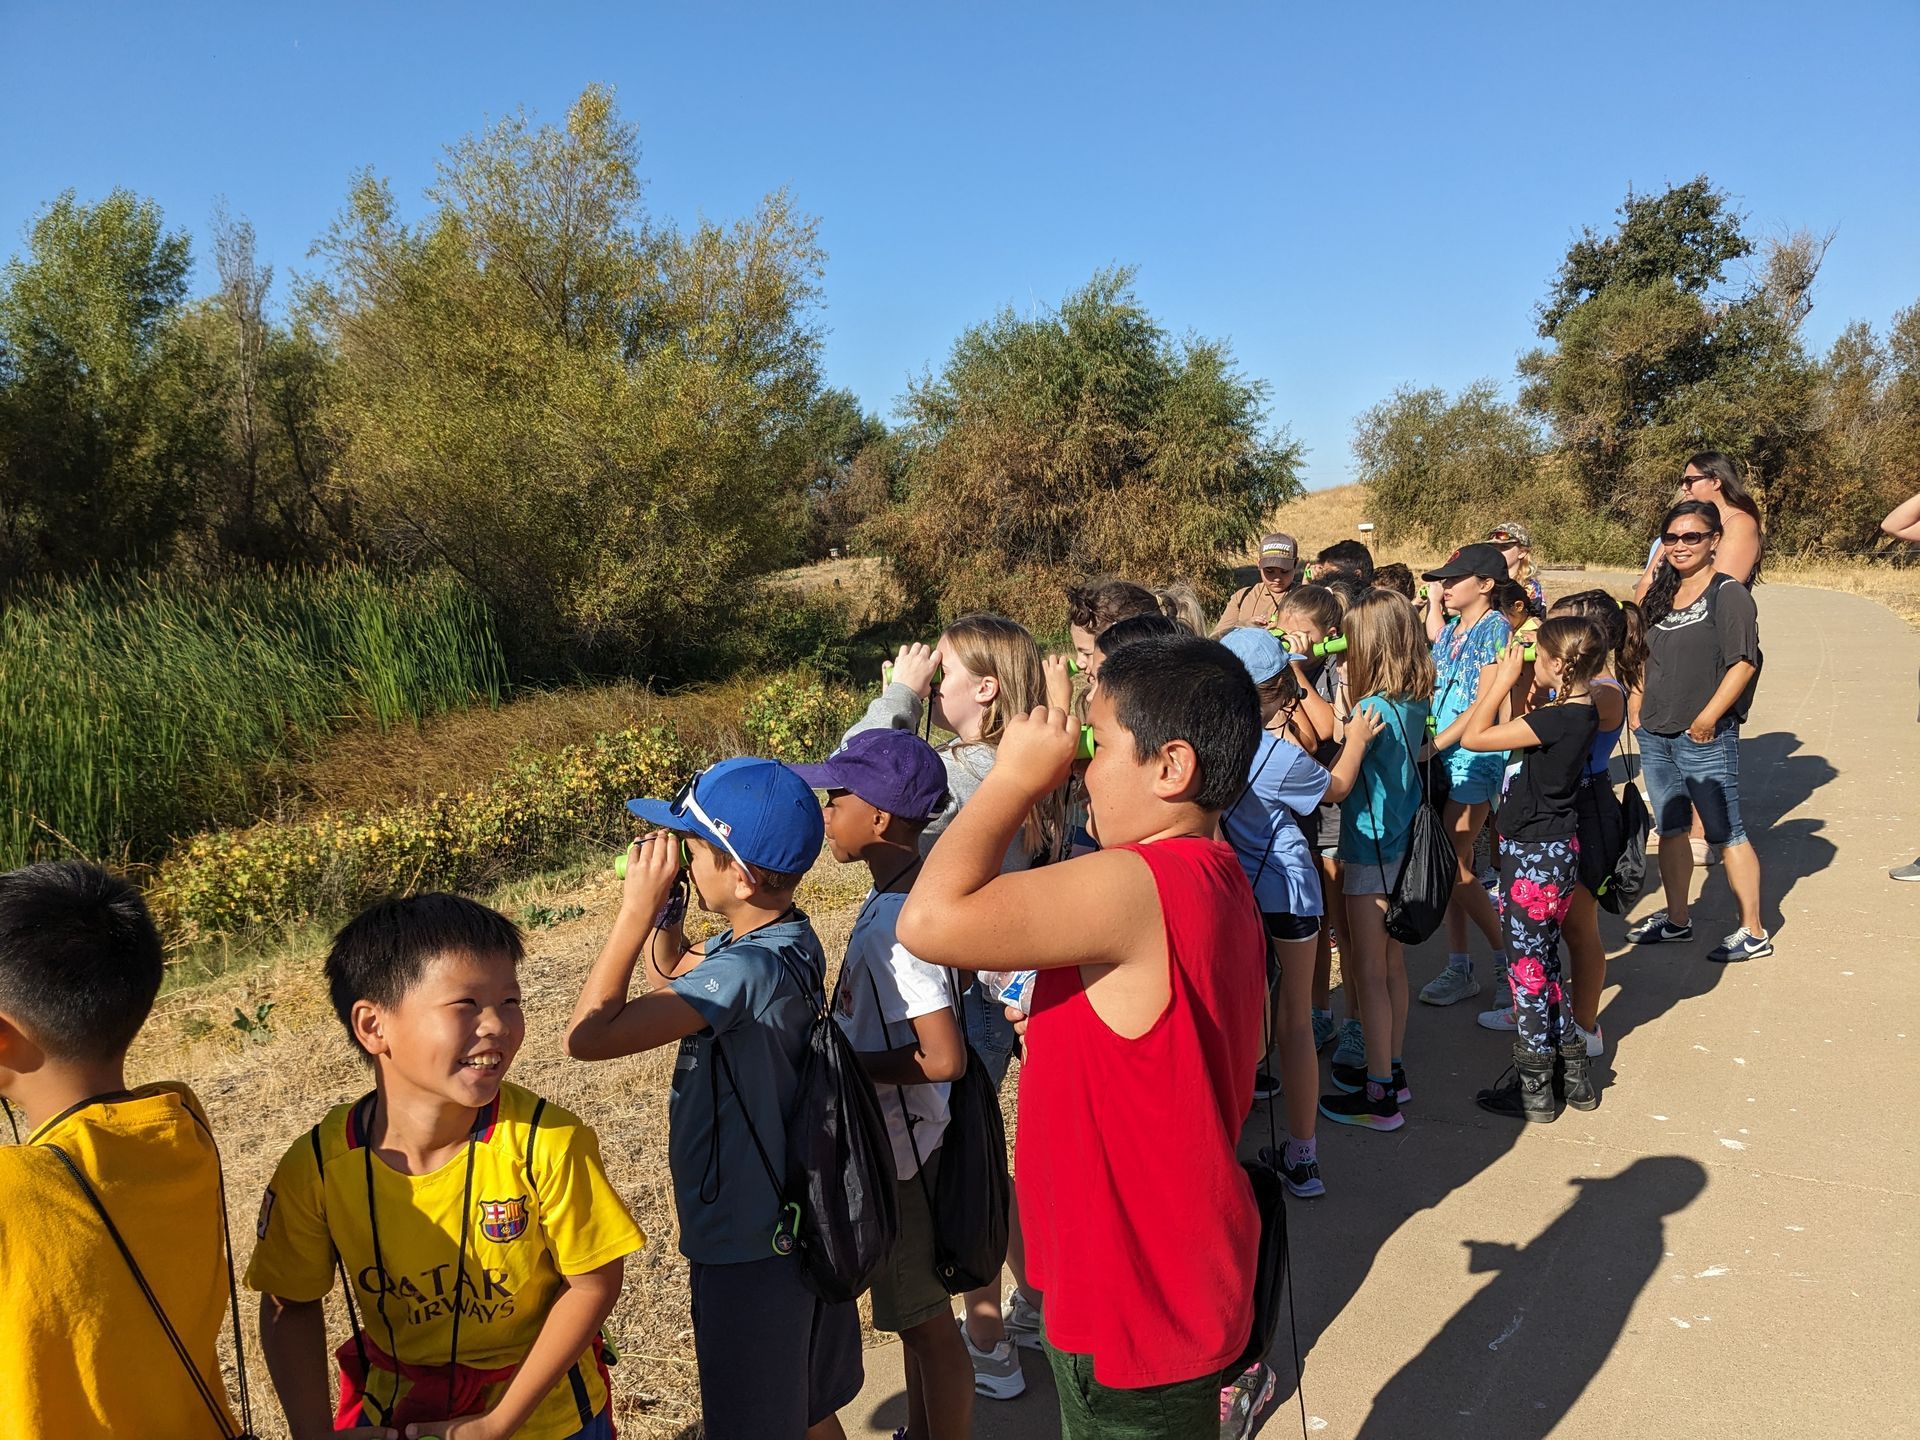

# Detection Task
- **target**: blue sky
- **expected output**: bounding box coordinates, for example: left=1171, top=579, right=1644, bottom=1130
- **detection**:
left=3, top=1, right=1915, bottom=485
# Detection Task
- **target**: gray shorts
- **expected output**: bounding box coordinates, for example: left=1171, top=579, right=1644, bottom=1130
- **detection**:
left=688, top=1252, right=864, bottom=1438
left=871, top=1145, right=953, bottom=1333
left=1343, top=859, right=1399, bottom=895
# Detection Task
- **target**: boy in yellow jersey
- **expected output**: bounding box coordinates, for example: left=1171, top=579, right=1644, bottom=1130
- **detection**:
left=0, top=860, right=245, bottom=1439
left=249, top=893, right=644, bottom=1440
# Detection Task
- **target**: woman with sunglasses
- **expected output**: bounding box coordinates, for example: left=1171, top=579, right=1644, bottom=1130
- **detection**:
left=1633, top=452, right=1764, bottom=604
left=1625, top=500, right=1771, bottom=962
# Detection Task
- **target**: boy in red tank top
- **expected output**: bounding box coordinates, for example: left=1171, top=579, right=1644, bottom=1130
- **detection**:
left=899, top=634, right=1268, bottom=1439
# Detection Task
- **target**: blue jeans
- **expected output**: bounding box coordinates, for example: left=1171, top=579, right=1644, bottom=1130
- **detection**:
left=1637, top=722, right=1747, bottom=847
left=963, top=979, right=1017, bottom=1089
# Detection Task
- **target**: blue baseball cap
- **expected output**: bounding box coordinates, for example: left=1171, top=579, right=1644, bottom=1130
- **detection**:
left=627, top=758, right=825, bottom=875
left=788, top=729, right=951, bottom=823
left=1220, top=626, right=1289, bottom=684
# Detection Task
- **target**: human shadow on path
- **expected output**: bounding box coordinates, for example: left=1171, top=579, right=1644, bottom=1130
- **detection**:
left=1354, top=1155, right=1707, bottom=1440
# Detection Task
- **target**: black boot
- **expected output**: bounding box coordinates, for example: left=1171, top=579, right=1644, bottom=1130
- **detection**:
left=1559, top=1031, right=1598, bottom=1111
left=1475, top=1046, right=1558, bottom=1123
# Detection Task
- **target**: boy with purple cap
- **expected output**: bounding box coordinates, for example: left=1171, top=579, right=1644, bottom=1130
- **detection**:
left=792, top=729, right=976, bottom=1440
left=565, top=758, right=862, bottom=1440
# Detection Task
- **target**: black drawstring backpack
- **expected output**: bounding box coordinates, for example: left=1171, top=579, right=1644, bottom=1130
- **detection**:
left=865, top=968, right=1010, bottom=1294
left=1598, top=728, right=1652, bottom=914
left=1358, top=704, right=1453, bottom=945
left=719, top=951, right=900, bottom=1305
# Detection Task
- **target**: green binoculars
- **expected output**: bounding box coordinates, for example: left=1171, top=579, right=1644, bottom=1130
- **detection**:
left=1067, top=654, right=1082, bottom=676
left=1521, top=641, right=1537, bottom=662
left=1077, top=724, right=1096, bottom=760
left=614, top=838, right=693, bottom=878
left=881, top=660, right=942, bottom=688
left=1312, top=636, right=1347, bottom=658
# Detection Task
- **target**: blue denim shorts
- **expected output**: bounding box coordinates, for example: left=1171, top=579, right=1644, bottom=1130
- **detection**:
left=962, top=979, right=1017, bottom=1090
left=1636, top=722, right=1747, bottom=848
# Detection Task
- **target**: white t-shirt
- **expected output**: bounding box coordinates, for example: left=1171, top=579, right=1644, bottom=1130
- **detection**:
left=834, top=889, right=956, bottom=1179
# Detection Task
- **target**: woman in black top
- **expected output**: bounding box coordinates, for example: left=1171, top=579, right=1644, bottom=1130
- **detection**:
left=1459, top=616, right=1606, bottom=1123
left=1626, top=500, right=1770, bottom=963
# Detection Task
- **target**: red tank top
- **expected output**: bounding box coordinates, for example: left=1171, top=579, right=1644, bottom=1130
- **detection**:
left=1015, top=835, right=1266, bottom=1387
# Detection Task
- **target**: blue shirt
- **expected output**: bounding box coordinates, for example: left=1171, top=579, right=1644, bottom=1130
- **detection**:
left=1433, top=612, right=1511, bottom=779
left=1223, top=734, right=1330, bottom=918
left=668, top=913, right=825, bottom=1264
left=1337, top=695, right=1430, bottom=865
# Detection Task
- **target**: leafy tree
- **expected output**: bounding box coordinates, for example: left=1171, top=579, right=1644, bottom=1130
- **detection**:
left=870, top=267, right=1301, bottom=626
left=0, top=189, right=207, bottom=579
left=1520, top=176, right=1823, bottom=541
left=312, top=85, right=827, bottom=671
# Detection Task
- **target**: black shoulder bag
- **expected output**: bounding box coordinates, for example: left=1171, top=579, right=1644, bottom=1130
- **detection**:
left=1356, top=704, right=1453, bottom=944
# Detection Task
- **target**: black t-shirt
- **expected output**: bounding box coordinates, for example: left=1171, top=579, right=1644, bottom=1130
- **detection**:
left=1499, top=703, right=1600, bottom=842
left=1640, top=574, right=1761, bottom=735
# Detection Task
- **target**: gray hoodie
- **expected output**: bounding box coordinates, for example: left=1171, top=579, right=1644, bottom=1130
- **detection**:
left=844, top=683, right=1034, bottom=872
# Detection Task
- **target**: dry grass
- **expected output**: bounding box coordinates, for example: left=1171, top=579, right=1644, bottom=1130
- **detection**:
left=1246, top=483, right=1429, bottom=570
left=762, top=555, right=905, bottom=628
left=142, top=849, right=881, bottom=1440
left=270, top=680, right=766, bottom=817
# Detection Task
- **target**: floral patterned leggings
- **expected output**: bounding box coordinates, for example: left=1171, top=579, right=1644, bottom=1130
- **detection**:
left=1502, top=835, right=1579, bottom=1054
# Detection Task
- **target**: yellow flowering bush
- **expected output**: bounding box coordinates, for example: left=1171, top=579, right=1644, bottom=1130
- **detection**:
left=741, top=671, right=862, bottom=763
left=150, top=725, right=693, bottom=943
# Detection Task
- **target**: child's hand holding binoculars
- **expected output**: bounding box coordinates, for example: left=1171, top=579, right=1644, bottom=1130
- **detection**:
left=1042, top=653, right=1075, bottom=711
left=619, top=832, right=683, bottom=926
left=889, top=642, right=942, bottom=698
left=993, top=706, right=1079, bottom=797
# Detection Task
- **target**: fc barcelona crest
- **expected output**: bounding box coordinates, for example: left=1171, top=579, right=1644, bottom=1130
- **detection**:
left=478, top=1195, right=530, bottom=1243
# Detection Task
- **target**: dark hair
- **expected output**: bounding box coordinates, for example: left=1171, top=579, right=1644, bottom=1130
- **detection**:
left=1095, top=612, right=1182, bottom=658
left=1325, top=577, right=1367, bottom=613
left=1255, top=664, right=1306, bottom=720
left=1491, top=577, right=1532, bottom=619
left=0, top=861, right=163, bottom=1062
left=1372, top=562, right=1416, bottom=600
left=326, top=893, right=525, bottom=1056
left=1686, top=450, right=1765, bottom=581
left=1278, top=583, right=1343, bottom=637
left=1066, top=579, right=1161, bottom=635
left=1314, top=539, right=1375, bottom=586
left=1095, top=636, right=1260, bottom=812
left=1642, top=500, right=1724, bottom=627
left=1550, top=588, right=1646, bottom=693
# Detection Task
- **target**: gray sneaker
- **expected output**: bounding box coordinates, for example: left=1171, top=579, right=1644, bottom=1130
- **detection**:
left=960, top=1320, right=1026, bottom=1399
left=1311, top=1010, right=1337, bottom=1052
left=1892, top=858, right=1920, bottom=882
left=1330, top=1017, right=1365, bottom=1070
left=1419, top=964, right=1482, bottom=1007
left=1003, top=1288, right=1044, bottom=1350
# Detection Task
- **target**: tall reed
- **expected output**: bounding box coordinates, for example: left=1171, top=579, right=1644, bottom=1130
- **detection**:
left=0, top=567, right=506, bottom=869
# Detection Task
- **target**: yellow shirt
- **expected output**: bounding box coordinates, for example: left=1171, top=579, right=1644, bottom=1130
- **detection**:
left=247, top=1082, right=644, bottom=1439
left=0, top=1083, right=240, bottom=1440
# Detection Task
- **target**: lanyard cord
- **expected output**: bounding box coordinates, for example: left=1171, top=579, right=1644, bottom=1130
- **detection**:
left=2, top=1097, right=18, bottom=1144
left=360, top=1095, right=483, bottom=1420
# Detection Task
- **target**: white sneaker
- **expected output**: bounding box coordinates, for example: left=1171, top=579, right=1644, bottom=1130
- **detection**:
left=1476, top=1003, right=1518, bottom=1032
left=959, top=1319, right=1026, bottom=1399
left=1573, top=1022, right=1604, bottom=1058
left=1003, top=1288, right=1044, bottom=1351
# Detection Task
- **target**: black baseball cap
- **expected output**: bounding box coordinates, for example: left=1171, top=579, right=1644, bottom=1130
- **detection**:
left=1421, top=543, right=1509, bottom=582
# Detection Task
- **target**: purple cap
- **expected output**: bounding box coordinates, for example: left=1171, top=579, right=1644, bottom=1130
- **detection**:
left=788, top=729, right=950, bottom=823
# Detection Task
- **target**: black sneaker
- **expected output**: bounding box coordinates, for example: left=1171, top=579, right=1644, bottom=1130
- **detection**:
left=1319, top=1081, right=1404, bottom=1132
left=1329, top=1060, right=1411, bottom=1103
left=1277, top=1151, right=1325, bottom=1199
left=1251, top=1068, right=1282, bottom=1102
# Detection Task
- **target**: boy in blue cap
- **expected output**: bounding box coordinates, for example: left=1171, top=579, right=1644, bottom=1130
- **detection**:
left=566, top=758, right=861, bottom=1440
left=792, top=729, right=973, bottom=1440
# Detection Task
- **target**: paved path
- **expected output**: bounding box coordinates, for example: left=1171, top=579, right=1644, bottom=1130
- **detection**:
left=842, top=580, right=1920, bottom=1440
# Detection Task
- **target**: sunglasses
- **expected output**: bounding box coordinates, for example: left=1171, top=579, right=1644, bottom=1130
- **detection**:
left=1662, top=530, right=1713, bottom=547
left=1679, top=474, right=1708, bottom=488
left=672, top=770, right=749, bottom=872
